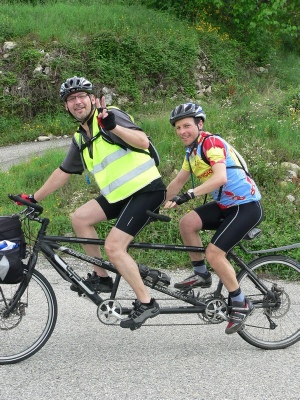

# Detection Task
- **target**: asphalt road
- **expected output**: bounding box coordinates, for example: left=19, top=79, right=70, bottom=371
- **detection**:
left=0, top=137, right=71, bottom=172
left=1, top=140, right=300, bottom=399
left=1, top=265, right=300, bottom=400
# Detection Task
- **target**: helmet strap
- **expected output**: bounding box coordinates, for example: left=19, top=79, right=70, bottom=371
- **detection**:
left=187, top=133, right=200, bottom=151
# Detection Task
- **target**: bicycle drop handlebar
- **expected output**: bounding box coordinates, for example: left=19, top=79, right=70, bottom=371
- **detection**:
left=8, top=194, right=44, bottom=213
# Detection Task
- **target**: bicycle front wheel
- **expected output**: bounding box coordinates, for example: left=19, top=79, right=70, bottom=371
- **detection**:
left=0, top=268, right=58, bottom=364
left=237, top=255, right=300, bottom=350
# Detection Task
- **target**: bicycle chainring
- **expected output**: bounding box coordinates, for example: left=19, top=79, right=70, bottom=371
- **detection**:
left=97, top=299, right=123, bottom=325
left=199, top=297, right=228, bottom=324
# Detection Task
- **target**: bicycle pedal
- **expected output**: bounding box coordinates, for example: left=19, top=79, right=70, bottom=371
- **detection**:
left=130, top=324, right=142, bottom=331
left=138, top=264, right=171, bottom=287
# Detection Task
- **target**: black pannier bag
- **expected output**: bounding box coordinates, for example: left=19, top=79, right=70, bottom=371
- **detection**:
left=0, top=215, right=26, bottom=284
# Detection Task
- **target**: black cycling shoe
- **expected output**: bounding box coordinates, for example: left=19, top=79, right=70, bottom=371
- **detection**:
left=120, top=298, right=160, bottom=330
left=70, top=272, right=113, bottom=294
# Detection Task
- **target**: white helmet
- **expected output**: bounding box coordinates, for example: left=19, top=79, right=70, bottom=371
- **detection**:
left=170, top=102, right=206, bottom=126
left=59, top=76, right=94, bottom=101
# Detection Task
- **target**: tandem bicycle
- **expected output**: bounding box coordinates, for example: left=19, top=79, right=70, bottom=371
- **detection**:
left=0, top=194, right=300, bottom=364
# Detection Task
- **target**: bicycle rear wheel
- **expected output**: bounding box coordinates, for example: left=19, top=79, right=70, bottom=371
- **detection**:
left=237, top=255, right=300, bottom=350
left=0, top=268, right=57, bottom=364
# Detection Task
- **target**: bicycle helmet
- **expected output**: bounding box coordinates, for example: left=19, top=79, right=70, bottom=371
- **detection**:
left=59, top=76, right=94, bottom=101
left=170, top=103, right=206, bottom=126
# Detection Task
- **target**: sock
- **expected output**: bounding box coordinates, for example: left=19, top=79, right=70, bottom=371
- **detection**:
left=229, top=288, right=245, bottom=305
left=141, top=298, right=154, bottom=306
left=192, top=260, right=209, bottom=276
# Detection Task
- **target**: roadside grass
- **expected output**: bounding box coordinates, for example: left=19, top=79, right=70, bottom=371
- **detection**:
left=0, top=1, right=191, bottom=45
left=0, top=0, right=199, bottom=139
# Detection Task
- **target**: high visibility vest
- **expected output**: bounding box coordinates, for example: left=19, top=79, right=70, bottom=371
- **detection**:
left=74, top=113, right=161, bottom=203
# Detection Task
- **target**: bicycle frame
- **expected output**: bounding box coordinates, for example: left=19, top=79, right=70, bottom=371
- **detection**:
left=2, top=195, right=300, bottom=362
left=5, top=194, right=300, bottom=321
left=25, top=223, right=278, bottom=319
left=13, top=188, right=298, bottom=322
left=39, top=236, right=208, bottom=314
left=35, top=231, right=299, bottom=319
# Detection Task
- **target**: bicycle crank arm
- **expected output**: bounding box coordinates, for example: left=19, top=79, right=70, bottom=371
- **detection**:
left=214, top=310, right=229, bottom=321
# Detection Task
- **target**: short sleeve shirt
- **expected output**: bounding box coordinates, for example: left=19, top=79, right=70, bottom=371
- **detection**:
left=182, top=132, right=261, bottom=208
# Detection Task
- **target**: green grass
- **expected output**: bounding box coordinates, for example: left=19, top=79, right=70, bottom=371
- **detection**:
left=0, top=1, right=200, bottom=132
left=0, top=0, right=299, bottom=268
left=1, top=2, right=195, bottom=47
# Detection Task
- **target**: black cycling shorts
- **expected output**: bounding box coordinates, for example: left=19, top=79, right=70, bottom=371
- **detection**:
left=194, top=201, right=264, bottom=253
left=95, top=190, right=166, bottom=237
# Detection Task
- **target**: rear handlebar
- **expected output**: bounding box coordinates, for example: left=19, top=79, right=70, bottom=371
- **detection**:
left=146, top=210, right=171, bottom=223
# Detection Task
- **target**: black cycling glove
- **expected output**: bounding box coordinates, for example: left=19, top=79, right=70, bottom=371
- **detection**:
left=170, top=192, right=191, bottom=205
left=97, top=109, right=116, bottom=131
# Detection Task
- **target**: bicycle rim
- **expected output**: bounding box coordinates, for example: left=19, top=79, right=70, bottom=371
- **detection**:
left=237, top=255, right=300, bottom=350
left=0, top=269, right=57, bottom=364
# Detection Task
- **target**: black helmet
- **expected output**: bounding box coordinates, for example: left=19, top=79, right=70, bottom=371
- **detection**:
left=170, top=102, right=206, bottom=126
left=59, top=76, right=94, bottom=101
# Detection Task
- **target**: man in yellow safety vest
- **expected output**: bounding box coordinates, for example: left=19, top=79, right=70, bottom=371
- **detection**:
left=20, top=76, right=166, bottom=330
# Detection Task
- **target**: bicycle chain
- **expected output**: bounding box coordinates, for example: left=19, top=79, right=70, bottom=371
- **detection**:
left=98, top=296, right=224, bottom=327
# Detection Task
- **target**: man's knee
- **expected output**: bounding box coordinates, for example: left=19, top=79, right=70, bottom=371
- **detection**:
left=71, top=209, right=83, bottom=226
left=104, top=238, right=120, bottom=260
left=179, top=212, right=202, bottom=233
left=179, top=215, right=189, bottom=232
left=104, top=233, right=119, bottom=252
left=205, top=244, right=225, bottom=265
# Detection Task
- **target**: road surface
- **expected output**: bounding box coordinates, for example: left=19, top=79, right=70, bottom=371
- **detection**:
left=0, top=137, right=71, bottom=172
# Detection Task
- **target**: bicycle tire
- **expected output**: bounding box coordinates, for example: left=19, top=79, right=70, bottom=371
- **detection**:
left=237, top=255, right=300, bottom=350
left=0, top=268, right=58, bottom=364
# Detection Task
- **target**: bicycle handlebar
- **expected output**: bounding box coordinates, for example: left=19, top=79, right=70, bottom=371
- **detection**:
left=8, top=194, right=44, bottom=213
left=146, top=210, right=171, bottom=222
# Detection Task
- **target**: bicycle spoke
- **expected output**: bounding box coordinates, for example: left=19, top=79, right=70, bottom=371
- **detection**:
left=237, top=255, right=300, bottom=349
left=0, top=269, right=57, bottom=364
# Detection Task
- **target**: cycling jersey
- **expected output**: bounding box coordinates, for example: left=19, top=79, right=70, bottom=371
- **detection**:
left=181, top=132, right=261, bottom=208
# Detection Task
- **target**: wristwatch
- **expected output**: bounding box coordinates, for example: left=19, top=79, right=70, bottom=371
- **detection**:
left=187, top=189, right=195, bottom=199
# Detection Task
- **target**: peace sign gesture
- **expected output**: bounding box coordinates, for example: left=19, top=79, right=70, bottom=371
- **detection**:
left=96, top=96, right=116, bottom=131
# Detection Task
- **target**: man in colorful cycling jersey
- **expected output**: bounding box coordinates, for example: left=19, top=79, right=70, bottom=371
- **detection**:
left=164, top=102, right=264, bottom=334
left=20, top=76, right=166, bottom=330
